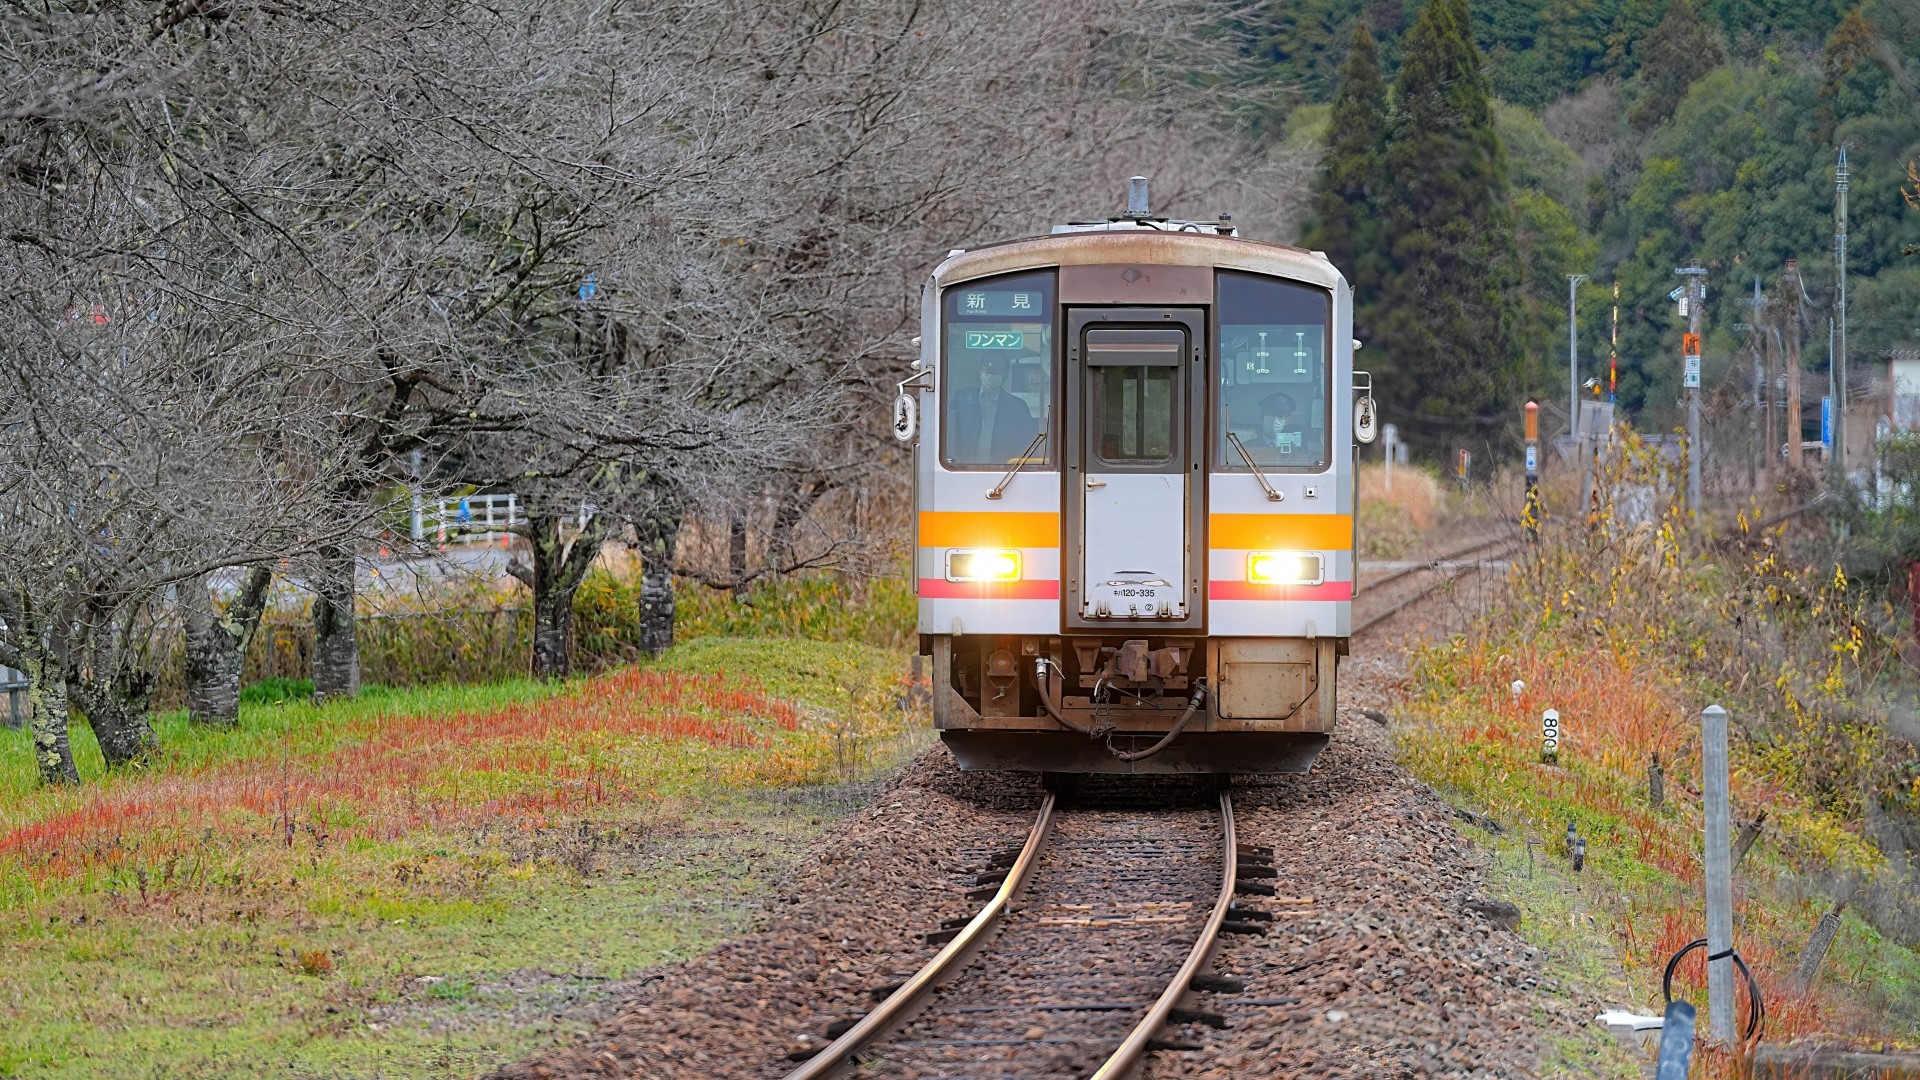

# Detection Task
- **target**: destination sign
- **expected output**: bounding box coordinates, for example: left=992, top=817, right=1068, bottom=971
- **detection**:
left=964, top=331, right=1026, bottom=350
left=953, top=289, right=1046, bottom=318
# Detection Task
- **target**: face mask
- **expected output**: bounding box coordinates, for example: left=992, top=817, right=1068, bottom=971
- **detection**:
left=980, top=372, right=1005, bottom=391
left=1268, top=415, right=1288, bottom=436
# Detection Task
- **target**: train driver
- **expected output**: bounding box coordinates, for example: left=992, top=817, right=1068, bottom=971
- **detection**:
left=950, top=355, right=1037, bottom=464
left=1258, top=391, right=1304, bottom=454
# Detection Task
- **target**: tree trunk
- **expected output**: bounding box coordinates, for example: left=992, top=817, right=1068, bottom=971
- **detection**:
left=727, top=513, right=749, bottom=596
left=311, top=545, right=360, bottom=702
left=528, top=511, right=605, bottom=680
left=25, top=649, right=77, bottom=785
left=767, top=478, right=829, bottom=574
left=183, top=566, right=273, bottom=727
left=66, top=609, right=158, bottom=770
left=638, top=511, right=680, bottom=658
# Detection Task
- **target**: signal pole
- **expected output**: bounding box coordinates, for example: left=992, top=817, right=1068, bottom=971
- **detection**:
left=1610, top=282, right=1619, bottom=405
left=1784, top=259, right=1804, bottom=470
left=1677, top=265, right=1707, bottom=513
left=1569, top=274, right=1588, bottom=432
left=1834, top=147, right=1850, bottom=487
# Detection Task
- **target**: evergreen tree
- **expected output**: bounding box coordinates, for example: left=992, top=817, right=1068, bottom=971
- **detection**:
left=1815, top=8, right=1884, bottom=146
left=1605, top=0, right=1669, bottom=76
left=1300, top=22, right=1391, bottom=343
left=1627, top=0, right=1724, bottom=129
left=1374, top=0, right=1521, bottom=451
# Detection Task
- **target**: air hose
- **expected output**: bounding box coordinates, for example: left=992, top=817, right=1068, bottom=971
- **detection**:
left=1028, top=660, right=1208, bottom=762
left=1031, top=659, right=1094, bottom=737
left=1029, top=657, right=1205, bottom=757
left=1662, top=938, right=1765, bottom=1044
left=1107, top=683, right=1208, bottom=761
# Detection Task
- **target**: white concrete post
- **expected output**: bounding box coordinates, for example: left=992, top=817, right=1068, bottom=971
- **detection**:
left=1702, top=703, right=1735, bottom=1044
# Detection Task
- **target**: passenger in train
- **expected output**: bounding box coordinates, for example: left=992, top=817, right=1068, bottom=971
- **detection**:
left=949, top=354, right=1038, bottom=464
left=1258, top=391, right=1304, bottom=453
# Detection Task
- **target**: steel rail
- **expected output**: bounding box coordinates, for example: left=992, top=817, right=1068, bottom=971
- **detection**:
left=1360, top=532, right=1520, bottom=594
left=1089, top=789, right=1236, bottom=1080
left=781, top=792, right=1060, bottom=1080
left=1353, top=537, right=1523, bottom=637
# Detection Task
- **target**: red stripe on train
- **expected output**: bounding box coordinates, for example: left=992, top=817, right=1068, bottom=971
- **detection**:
left=918, top=579, right=1061, bottom=600
left=1207, top=580, right=1353, bottom=602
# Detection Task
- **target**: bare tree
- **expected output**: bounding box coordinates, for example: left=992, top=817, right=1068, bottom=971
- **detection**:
left=181, top=566, right=273, bottom=726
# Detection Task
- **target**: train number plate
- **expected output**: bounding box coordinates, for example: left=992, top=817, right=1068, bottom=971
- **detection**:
left=1086, top=580, right=1185, bottom=619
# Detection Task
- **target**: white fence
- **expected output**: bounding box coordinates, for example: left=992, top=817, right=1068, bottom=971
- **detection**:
left=2, top=665, right=26, bottom=729
left=411, top=493, right=520, bottom=543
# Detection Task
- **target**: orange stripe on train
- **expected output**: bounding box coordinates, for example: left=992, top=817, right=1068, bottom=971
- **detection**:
left=918, top=511, right=1060, bottom=549
left=1208, top=513, right=1353, bottom=551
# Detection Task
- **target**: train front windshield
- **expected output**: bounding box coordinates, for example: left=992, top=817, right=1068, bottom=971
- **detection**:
left=941, top=271, right=1056, bottom=468
left=1215, top=272, right=1331, bottom=471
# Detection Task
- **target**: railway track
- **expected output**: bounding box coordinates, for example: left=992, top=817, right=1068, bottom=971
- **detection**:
left=784, top=784, right=1253, bottom=1079
left=781, top=533, right=1516, bottom=1079
left=1352, top=530, right=1523, bottom=637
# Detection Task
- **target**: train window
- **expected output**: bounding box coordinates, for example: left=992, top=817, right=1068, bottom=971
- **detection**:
left=1214, top=272, right=1332, bottom=471
left=941, top=271, right=1056, bottom=469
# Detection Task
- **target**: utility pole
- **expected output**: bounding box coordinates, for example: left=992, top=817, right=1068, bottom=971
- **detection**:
left=1677, top=264, right=1707, bottom=512
left=1784, top=258, right=1803, bottom=471
left=1834, top=147, right=1851, bottom=487
left=1750, top=276, right=1764, bottom=490
left=1763, top=298, right=1777, bottom=481
left=1569, top=273, right=1588, bottom=432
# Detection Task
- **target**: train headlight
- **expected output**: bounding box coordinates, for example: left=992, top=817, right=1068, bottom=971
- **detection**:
left=1248, top=551, right=1323, bottom=586
left=946, top=549, right=1022, bottom=583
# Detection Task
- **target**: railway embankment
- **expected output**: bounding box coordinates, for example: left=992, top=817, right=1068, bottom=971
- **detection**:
left=1392, top=449, right=1920, bottom=1065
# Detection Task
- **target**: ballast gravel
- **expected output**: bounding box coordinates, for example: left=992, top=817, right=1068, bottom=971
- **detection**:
left=497, top=600, right=1609, bottom=1079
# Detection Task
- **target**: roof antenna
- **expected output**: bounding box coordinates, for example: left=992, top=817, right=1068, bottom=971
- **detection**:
left=1126, top=175, right=1150, bottom=218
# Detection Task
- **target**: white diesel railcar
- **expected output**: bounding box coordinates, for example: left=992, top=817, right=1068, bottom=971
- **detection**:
left=899, top=180, right=1376, bottom=775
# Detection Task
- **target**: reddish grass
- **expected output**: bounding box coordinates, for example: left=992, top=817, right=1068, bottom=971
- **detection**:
left=1, top=669, right=801, bottom=885
left=1411, top=633, right=1886, bottom=1044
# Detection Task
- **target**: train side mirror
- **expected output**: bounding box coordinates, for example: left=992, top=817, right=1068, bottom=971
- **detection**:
left=892, top=392, right=918, bottom=443
left=1355, top=396, right=1378, bottom=444
left=1353, top=369, right=1378, bottom=446
left=893, top=366, right=931, bottom=443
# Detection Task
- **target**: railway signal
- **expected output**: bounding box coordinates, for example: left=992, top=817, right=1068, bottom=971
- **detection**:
left=1676, top=265, right=1708, bottom=511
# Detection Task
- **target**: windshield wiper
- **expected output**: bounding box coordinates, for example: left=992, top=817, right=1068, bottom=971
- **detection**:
left=987, top=430, right=1048, bottom=500
left=1227, top=432, right=1284, bottom=502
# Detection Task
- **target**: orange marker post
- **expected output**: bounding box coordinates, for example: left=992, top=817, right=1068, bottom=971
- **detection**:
left=1523, top=401, right=1541, bottom=539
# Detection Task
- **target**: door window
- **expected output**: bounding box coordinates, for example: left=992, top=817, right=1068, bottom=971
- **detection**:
left=1087, top=328, right=1182, bottom=468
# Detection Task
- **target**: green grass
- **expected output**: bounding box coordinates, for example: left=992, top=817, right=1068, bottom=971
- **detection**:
left=1451, top=820, right=1644, bottom=1078
left=0, top=637, right=925, bottom=1079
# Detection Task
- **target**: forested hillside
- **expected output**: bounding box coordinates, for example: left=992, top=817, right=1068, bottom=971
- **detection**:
left=1264, top=0, right=1920, bottom=446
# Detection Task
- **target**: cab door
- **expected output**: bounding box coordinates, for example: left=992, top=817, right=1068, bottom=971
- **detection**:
left=1065, top=309, right=1204, bottom=629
